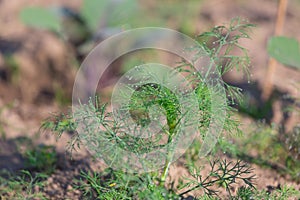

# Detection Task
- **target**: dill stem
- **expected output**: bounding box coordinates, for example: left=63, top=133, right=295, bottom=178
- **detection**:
left=160, top=131, right=175, bottom=186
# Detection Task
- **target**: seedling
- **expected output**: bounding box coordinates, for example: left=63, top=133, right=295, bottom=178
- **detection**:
left=43, top=18, right=257, bottom=199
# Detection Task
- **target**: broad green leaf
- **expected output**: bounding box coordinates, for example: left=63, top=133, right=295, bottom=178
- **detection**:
left=267, top=36, right=300, bottom=69
left=107, top=0, right=138, bottom=27
left=81, top=0, right=109, bottom=31
left=81, top=0, right=138, bottom=31
left=20, top=7, right=60, bottom=32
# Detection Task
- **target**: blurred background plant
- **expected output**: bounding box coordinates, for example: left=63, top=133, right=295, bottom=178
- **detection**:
left=20, top=0, right=138, bottom=59
left=19, top=0, right=201, bottom=60
left=266, top=35, right=300, bottom=178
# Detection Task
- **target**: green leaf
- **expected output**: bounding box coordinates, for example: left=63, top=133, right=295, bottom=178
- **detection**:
left=81, top=0, right=138, bottom=31
left=20, top=7, right=60, bottom=32
left=81, top=0, right=109, bottom=31
left=107, top=0, right=138, bottom=27
left=267, top=36, right=300, bottom=69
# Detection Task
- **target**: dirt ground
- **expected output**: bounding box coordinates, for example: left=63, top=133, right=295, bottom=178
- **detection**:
left=0, top=0, right=300, bottom=199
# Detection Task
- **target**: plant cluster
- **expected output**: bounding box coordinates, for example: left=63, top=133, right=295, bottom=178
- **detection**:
left=39, top=18, right=263, bottom=199
left=0, top=170, right=47, bottom=199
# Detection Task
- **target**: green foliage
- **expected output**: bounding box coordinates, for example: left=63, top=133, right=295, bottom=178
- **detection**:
left=196, top=17, right=254, bottom=79
left=180, top=18, right=254, bottom=106
left=20, top=6, right=61, bottom=32
left=282, top=126, right=300, bottom=179
left=74, top=170, right=132, bottom=199
left=41, top=113, right=76, bottom=139
left=178, top=17, right=253, bottom=136
left=20, top=0, right=138, bottom=37
left=129, top=83, right=180, bottom=134
left=80, top=0, right=109, bottom=32
left=269, top=185, right=300, bottom=200
left=40, top=113, right=79, bottom=158
left=285, top=126, right=300, bottom=160
left=23, top=145, right=57, bottom=174
left=0, top=170, right=47, bottom=199
left=81, top=0, right=137, bottom=31
left=268, top=39, right=300, bottom=139
left=234, top=186, right=255, bottom=200
left=227, top=185, right=300, bottom=200
left=52, top=19, right=252, bottom=182
left=74, top=169, right=180, bottom=200
left=268, top=36, right=300, bottom=69
left=179, top=159, right=255, bottom=198
left=43, top=18, right=259, bottom=199
left=254, top=185, right=300, bottom=200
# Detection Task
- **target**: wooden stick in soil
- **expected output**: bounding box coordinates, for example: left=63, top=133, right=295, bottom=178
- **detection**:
left=261, top=0, right=288, bottom=101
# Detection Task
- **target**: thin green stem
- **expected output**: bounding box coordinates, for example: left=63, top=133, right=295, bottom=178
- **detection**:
left=160, top=155, right=172, bottom=185
left=160, top=130, right=175, bottom=186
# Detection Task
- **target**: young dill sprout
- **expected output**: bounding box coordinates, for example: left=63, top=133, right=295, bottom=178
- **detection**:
left=42, top=17, right=256, bottom=199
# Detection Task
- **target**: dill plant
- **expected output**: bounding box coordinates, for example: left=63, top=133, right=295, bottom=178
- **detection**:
left=42, top=18, right=257, bottom=199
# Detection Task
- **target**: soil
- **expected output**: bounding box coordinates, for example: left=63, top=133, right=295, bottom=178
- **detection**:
left=0, top=0, right=299, bottom=199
